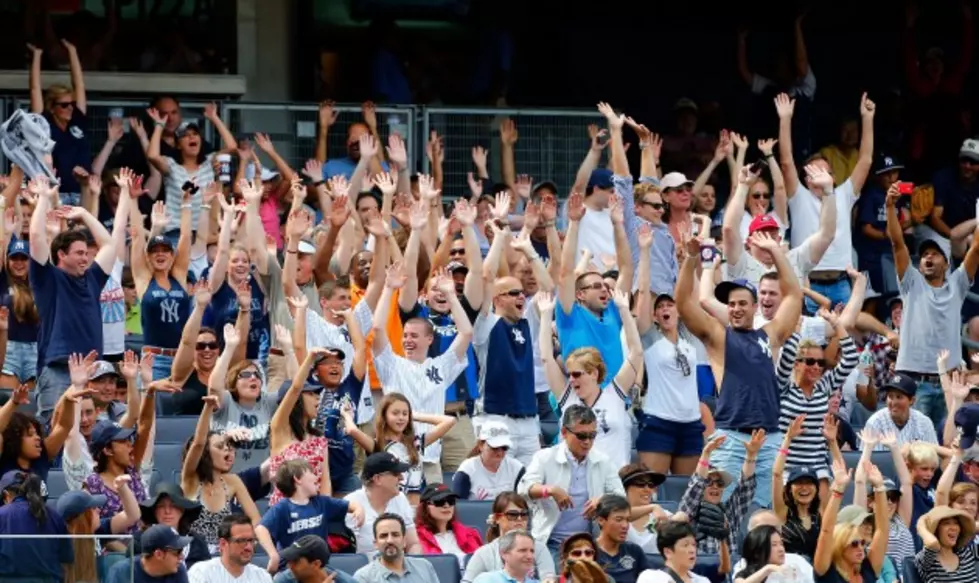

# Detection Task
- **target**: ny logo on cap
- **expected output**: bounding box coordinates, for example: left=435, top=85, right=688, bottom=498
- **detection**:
left=893, top=375, right=902, bottom=383
left=487, top=427, right=508, bottom=437
left=884, top=157, right=893, bottom=166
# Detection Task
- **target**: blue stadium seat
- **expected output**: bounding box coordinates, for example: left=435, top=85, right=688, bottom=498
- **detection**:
left=153, top=442, right=185, bottom=478
left=46, top=469, right=69, bottom=499
left=255, top=497, right=269, bottom=515
left=414, top=554, right=460, bottom=583
left=251, top=552, right=269, bottom=568
left=903, top=556, right=922, bottom=583
left=155, top=416, right=198, bottom=443
left=156, top=392, right=177, bottom=416
left=331, top=553, right=370, bottom=575
left=842, top=451, right=897, bottom=481
left=657, top=475, right=691, bottom=502
left=455, top=500, right=492, bottom=531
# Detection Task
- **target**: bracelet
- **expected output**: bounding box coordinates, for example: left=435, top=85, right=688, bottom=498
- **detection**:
left=779, top=448, right=790, bottom=456
left=540, top=221, right=555, bottom=228
left=541, top=486, right=550, bottom=499
left=831, top=490, right=845, bottom=498
left=745, top=456, right=757, bottom=464
left=181, top=204, right=192, bottom=209
left=764, top=153, right=774, bottom=159
left=698, top=460, right=709, bottom=468
left=873, top=486, right=888, bottom=493
left=154, top=121, right=165, bottom=128
left=286, top=249, right=298, bottom=254
left=238, top=308, right=249, bottom=313
left=201, top=204, right=212, bottom=210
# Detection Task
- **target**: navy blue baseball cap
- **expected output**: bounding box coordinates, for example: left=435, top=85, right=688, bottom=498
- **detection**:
left=0, top=470, right=27, bottom=493
left=90, top=420, right=136, bottom=451
left=955, top=404, right=979, bottom=449
left=587, top=168, right=614, bottom=191
left=141, top=524, right=193, bottom=553
left=7, top=239, right=28, bottom=258
left=57, top=490, right=107, bottom=521
left=882, top=374, right=917, bottom=398
left=174, top=121, right=201, bottom=140
left=146, top=235, right=174, bottom=252
left=714, top=279, right=758, bottom=304
left=786, top=466, right=819, bottom=485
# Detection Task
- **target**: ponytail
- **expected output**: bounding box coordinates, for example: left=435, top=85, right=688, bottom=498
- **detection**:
left=17, top=473, right=47, bottom=524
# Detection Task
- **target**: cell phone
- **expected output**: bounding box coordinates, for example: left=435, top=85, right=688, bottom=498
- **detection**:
left=747, top=159, right=765, bottom=174
left=700, top=245, right=719, bottom=263
left=897, top=181, right=914, bottom=195
left=182, top=181, right=199, bottom=194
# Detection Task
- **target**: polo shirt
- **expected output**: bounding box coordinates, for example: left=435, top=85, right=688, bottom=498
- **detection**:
left=45, top=108, right=91, bottom=195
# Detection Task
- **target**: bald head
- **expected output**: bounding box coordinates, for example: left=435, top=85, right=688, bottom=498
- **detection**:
left=493, top=276, right=523, bottom=297
left=748, top=509, right=782, bottom=531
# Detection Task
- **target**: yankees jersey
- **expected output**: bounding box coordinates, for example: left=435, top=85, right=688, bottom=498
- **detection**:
left=140, top=274, right=191, bottom=349
left=473, top=313, right=536, bottom=417
left=373, top=343, right=469, bottom=464
left=558, top=381, right=633, bottom=468
left=715, top=327, right=780, bottom=433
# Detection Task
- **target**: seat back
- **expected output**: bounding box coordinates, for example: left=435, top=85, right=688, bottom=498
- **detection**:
left=455, top=500, right=492, bottom=532
left=903, top=556, right=923, bottom=583
left=414, top=554, right=461, bottom=583
left=154, top=416, right=198, bottom=443
left=657, top=475, right=691, bottom=502
left=331, top=553, right=370, bottom=575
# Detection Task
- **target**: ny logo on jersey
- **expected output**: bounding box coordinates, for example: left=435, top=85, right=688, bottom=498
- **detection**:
left=160, top=298, right=181, bottom=323
left=340, top=327, right=351, bottom=344
left=512, top=328, right=526, bottom=344
left=756, top=337, right=772, bottom=359
left=426, top=366, right=443, bottom=384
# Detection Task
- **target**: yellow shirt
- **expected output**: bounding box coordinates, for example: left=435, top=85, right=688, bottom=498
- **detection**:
left=818, top=145, right=858, bottom=186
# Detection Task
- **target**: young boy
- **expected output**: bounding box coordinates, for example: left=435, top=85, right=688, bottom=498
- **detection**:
left=256, top=459, right=365, bottom=576
left=907, top=441, right=943, bottom=550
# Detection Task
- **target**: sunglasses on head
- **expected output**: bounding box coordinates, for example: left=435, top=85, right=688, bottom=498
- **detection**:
left=799, top=358, right=825, bottom=367
left=568, top=548, right=596, bottom=559
left=499, top=289, right=522, bottom=297
left=429, top=498, right=456, bottom=508
left=196, top=341, right=219, bottom=351
left=503, top=510, right=529, bottom=520
left=568, top=430, right=598, bottom=441
left=237, top=370, right=260, bottom=380
left=751, top=193, right=772, bottom=200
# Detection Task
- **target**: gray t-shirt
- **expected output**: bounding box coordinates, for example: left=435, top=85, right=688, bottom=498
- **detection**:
left=209, top=390, right=277, bottom=472
left=896, top=265, right=971, bottom=374
left=263, top=259, right=321, bottom=349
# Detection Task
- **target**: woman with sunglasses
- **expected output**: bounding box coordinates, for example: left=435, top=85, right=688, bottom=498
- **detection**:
left=736, top=140, right=787, bottom=242
left=537, top=288, right=643, bottom=469
left=560, top=532, right=614, bottom=583
left=464, top=491, right=557, bottom=583
left=414, top=484, right=483, bottom=562
left=452, top=420, right=526, bottom=500
left=28, top=40, right=90, bottom=207
left=619, top=463, right=671, bottom=553
left=168, top=282, right=225, bottom=415
left=812, top=459, right=888, bottom=583
left=181, top=394, right=261, bottom=554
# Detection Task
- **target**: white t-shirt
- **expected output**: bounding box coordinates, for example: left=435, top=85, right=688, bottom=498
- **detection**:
left=576, top=207, right=616, bottom=262
left=626, top=512, right=673, bottom=554
left=188, top=557, right=273, bottom=583
left=640, top=327, right=700, bottom=423
left=344, top=488, right=416, bottom=553
left=788, top=179, right=857, bottom=271
left=727, top=239, right=815, bottom=287
left=100, top=260, right=126, bottom=356
left=739, top=212, right=787, bottom=242
left=456, top=455, right=525, bottom=500
left=523, top=300, right=551, bottom=395
left=638, top=570, right=711, bottom=583
left=558, top=383, right=633, bottom=468
left=732, top=553, right=815, bottom=583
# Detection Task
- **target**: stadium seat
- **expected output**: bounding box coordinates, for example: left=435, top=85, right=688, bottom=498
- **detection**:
left=842, top=450, right=897, bottom=481
left=657, top=475, right=691, bottom=502
left=46, top=469, right=69, bottom=499
left=255, top=497, right=269, bottom=515
left=251, top=552, right=269, bottom=568
left=414, top=554, right=461, bottom=583
left=455, top=500, right=492, bottom=532
left=903, top=556, right=922, bottom=583
left=156, top=392, right=177, bottom=416
left=155, top=416, right=198, bottom=443
left=153, top=442, right=185, bottom=478
left=331, top=553, right=370, bottom=575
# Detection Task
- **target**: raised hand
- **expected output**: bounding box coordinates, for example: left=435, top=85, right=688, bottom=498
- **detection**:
left=588, top=124, right=609, bottom=151
left=223, top=322, right=241, bottom=347
left=774, top=93, right=795, bottom=119
left=238, top=178, right=262, bottom=203
left=609, top=195, right=625, bottom=225
left=454, top=199, right=477, bottom=227
left=373, top=172, right=397, bottom=197
left=107, top=117, right=124, bottom=142
left=738, top=165, right=760, bottom=186
left=466, top=171, right=484, bottom=199
left=860, top=92, right=876, bottom=118
left=384, top=134, right=407, bottom=169
left=597, top=102, right=625, bottom=130
left=878, top=430, right=897, bottom=450
left=748, top=231, right=781, bottom=253
left=611, top=288, right=630, bottom=310
left=235, top=278, right=252, bottom=311
left=541, top=194, right=558, bottom=223
left=471, top=145, right=488, bottom=171
left=713, top=130, right=732, bottom=161
left=863, top=460, right=884, bottom=487
left=817, top=307, right=841, bottom=328
left=567, top=191, right=585, bottom=222
left=514, top=175, right=533, bottom=200
left=822, top=413, right=839, bottom=443
left=511, top=231, right=535, bottom=256
left=744, top=429, right=766, bottom=456
left=947, top=369, right=972, bottom=403
left=638, top=222, right=654, bottom=249
left=885, top=182, right=901, bottom=208
left=703, top=434, right=727, bottom=455
left=10, top=383, right=30, bottom=406
left=804, top=163, right=833, bottom=192
left=113, top=474, right=133, bottom=491
left=67, top=350, right=98, bottom=390
left=491, top=192, right=511, bottom=221
left=120, top=350, right=139, bottom=379
left=253, top=132, right=275, bottom=153
left=499, top=118, right=518, bottom=146
left=937, top=348, right=950, bottom=372
left=536, top=291, right=556, bottom=313
left=358, top=133, right=378, bottom=160
left=831, top=457, right=852, bottom=488
left=146, top=107, right=166, bottom=126
left=385, top=261, right=407, bottom=289
left=786, top=414, right=807, bottom=440
left=523, top=202, right=541, bottom=232
left=329, top=195, right=351, bottom=227
left=857, top=428, right=879, bottom=449
left=434, top=273, right=456, bottom=297
left=193, top=279, right=212, bottom=306
left=757, top=138, right=777, bottom=157
left=203, top=102, right=219, bottom=121
left=287, top=295, right=309, bottom=311
left=730, top=131, right=748, bottom=150
left=418, top=174, right=440, bottom=202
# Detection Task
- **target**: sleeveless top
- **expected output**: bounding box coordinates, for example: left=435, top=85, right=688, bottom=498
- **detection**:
left=267, top=436, right=329, bottom=506
left=477, top=315, right=536, bottom=416
left=190, top=479, right=233, bottom=555
left=716, top=327, right=780, bottom=432
left=140, top=275, right=191, bottom=349
left=559, top=382, right=633, bottom=468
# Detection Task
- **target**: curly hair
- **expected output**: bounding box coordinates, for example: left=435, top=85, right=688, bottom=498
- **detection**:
left=0, top=413, right=46, bottom=466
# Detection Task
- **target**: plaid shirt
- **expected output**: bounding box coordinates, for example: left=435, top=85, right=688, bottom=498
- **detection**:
left=678, top=473, right=757, bottom=554
left=857, top=333, right=894, bottom=396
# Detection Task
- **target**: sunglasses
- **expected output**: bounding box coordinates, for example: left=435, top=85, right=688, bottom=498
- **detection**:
left=706, top=478, right=725, bottom=488
left=429, top=499, right=456, bottom=508
left=577, top=282, right=606, bottom=292
left=54, top=101, right=74, bottom=109
left=569, top=370, right=587, bottom=379
left=751, top=193, right=772, bottom=200
left=846, top=540, right=865, bottom=549
left=641, top=201, right=664, bottom=210
left=665, top=185, right=692, bottom=193
left=629, top=480, right=657, bottom=489
left=228, top=537, right=257, bottom=545
left=237, top=370, right=261, bottom=380
left=449, top=249, right=466, bottom=256
left=503, top=510, right=529, bottom=520
left=490, top=445, right=510, bottom=452
left=799, top=358, right=825, bottom=367
left=498, top=289, right=523, bottom=297
left=568, top=548, right=596, bottom=559
left=568, top=430, right=598, bottom=441
left=196, top=341, right=219, bottom=351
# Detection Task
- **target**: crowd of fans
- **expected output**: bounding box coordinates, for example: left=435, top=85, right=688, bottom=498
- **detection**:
left=4, top=14, right=979, bottom=583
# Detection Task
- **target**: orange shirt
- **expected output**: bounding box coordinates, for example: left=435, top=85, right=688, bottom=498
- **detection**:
left=351, top=283, right=403, bottom=389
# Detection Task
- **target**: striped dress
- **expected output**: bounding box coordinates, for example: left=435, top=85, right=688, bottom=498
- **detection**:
left=776, top=333, right=858, bottom=469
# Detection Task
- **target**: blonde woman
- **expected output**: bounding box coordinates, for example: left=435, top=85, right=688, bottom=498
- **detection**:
left=812, top=459, right=888, bottom=583
left=537, top=289, right=643, bottom=468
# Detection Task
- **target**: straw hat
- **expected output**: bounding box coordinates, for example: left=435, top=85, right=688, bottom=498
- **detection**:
left=921, top=506, right=975, bottom=550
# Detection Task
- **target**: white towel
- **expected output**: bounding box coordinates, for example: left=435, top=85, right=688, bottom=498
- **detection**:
left=0, top=110, right=59, bottom=184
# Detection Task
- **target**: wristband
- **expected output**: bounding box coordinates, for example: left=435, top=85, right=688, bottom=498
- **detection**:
left=745, top=456, right=757, bottom=464
left=873, top=486, right=888, bottom=493
left=831, top=490, right=844, bottom=498
left=181, top=204, right=192, bottom=209
left=698, top=460, right=709, bottom=468
left=154, top=121, right=165, bottom=128
left=286, top=249, right=298, bottom=254
left=541, top=221, right=555, bottom=228
left=779, top=448, right=790, bottom=456
left=201, top=204, right=212, bottom=210
left=541, top=486, right=550, bottom=499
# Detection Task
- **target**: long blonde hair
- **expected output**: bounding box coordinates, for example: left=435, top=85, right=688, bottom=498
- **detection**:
left=830, top=522, right=863, bottom=580
left=64, top=511, right=99, bottom=583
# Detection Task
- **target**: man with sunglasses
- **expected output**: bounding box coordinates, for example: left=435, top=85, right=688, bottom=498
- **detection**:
left=519, top=405, right=626, bottom=561
left=107, top=523, right=192, bottom=583
left=188, top=514, right=272, bottom=582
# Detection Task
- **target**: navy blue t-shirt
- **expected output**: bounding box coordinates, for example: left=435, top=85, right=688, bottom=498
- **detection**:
left=0, top=498, right=74, bottom=581
left=0, top=449, right=53, bottom=497
left=44, top=108, right=91, bottom=196
left=201, top=270, right=268, bottom=360
left=30, top=259, right=109, bottom=367
left=0, top=269, right=40, bottom=343
left=140, top=276, right=192, bottom=350
left=911, top=480, right=937, bottom=551
left=854, top=186, right=894, bottom=258
left=596, top=541, right=649, bottom=583
left=107, top=558, right=188, bottom=583
left=717, top=327, right=780, bottom=432
left=315, top=372, right=364, bottom=485
left=259, top=495, right=348, bottom=569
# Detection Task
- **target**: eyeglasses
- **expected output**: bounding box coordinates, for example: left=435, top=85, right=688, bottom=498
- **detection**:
left=706, top=478, right=725, bottom=487
left=196, top=341, right=219, bottom=351
left=568, top=548, right=596, bottom=559
left=498, top=289, right=523, bottom=297
left=751, top=193, right=772, bottom=200
left=429, top=499, right=456, bottom=508
left=799, top=358, right=825, bottom=367
left=449, top=249, right=466, bottom=257
left=675, top=347, right=691, bottom=377
left=568, top=430, right=598, bottom=441
left=641, top=201, right=664, bottom=210
left=576, top=282, right=605, bottom=292
left=237, top=370, right=260, bottom=380
left=228, top=537, right=257, bottom=545
left=503, top=510, right=529, bottom=520
left=629, top=480, right=657, bottom=489
left=54, top=101, right=74, bottom=109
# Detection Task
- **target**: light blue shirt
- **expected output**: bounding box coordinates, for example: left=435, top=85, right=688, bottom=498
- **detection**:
left=548, top=451, right=591, bottom=544
left=322, top=157, right=391, bottom=181
left=555, top=302, right=624, bottom=378
left=615, top=174, right=678, bottom=295
left=473, top=571, right=540, bottom=583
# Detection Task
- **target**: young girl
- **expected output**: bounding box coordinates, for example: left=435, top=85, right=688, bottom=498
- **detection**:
left=343, top=392, right=456, bottom=505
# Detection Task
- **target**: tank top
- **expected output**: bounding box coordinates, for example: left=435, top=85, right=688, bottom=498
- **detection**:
left=140, top=275, right=191, bottom=349
left=715, top=327, right=780, bottom=432
left=559, top=382, right=633, bottom=468
left=190, top=479, right=233, bottom=554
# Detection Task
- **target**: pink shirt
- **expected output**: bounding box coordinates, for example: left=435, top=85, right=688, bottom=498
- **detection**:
left=259, top=197, right=282, bottom=249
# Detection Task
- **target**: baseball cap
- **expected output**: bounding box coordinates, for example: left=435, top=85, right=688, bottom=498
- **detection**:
left=786, top=466, right=819, bottom=485
left=174, top=121, right=201, bottom=140
left=446, top=261, right=469, bottom=275
left=89, top=360, right=119, bottom=381
left=478, top=420, right=513, bottom=449
left=918, top=238, right=949, bottom=262
left=89, top=420, right=136, bottom=451
left=874, top=153, right=904, bottom=175
left=141, top=524, right=193, bottom=553
left=276, top=378, right=326, bottom=403
left=955, top=404, right=979, bottom=449
left=315, top=347, right=346, bottom=363
left=297, top=240, right=316, bottom=254
left=57, top=490, right=107, bottom=522
left=619, top=466, right=666, bottom=488
left=7, top=239, right=28, bottom=258
left=146, top=235, right=174, bottom=252
left=654, top=293, right=675, bottom=309
left=881, top=374, right=917, bottom=398
left=532, top=180, right=559, bottom=196
left=279, top=535, right=331, bottom=566
left=748, top=214, right=780, bottom=235
left=674, top=97, right=698, bottom=113
left=587, top=168, right=614, bottom=191
left=963, top=446, right=979, bottom=463
left=0, top=470, right=27, bottom=493
left=660, top=172, right=693, bottom=190
left=706, top=466, right=734, bottom=488
left=837, top=505, right=873, bottom=526
left=260, top=168, right=280, bottom=182
left=420, top=483, right=458, bottom=505
left=362, top=452, right=411, bottom=481
left=960, top=139, right=979, bottom=162
left=865, top=478, right=900, bottom=494
left=714, top=278, right=758, bottom=304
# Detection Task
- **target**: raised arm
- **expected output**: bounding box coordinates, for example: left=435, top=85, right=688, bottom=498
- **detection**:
left=398, top=201, right=427, bottom=312
left=171, top=283, right=211, bottom=385
left=371, top=262, right=407, bottom=355
left=813, top=458, right=851, bottom=576
left=537, top=292, right=567, bottom=399
left=612, top=289, right=643, bottom=389
left=961, top=221, right=979, bottom=281
left=757, top=234, right=802, bottom=344
left=675, top=237, right=725, bottom=346
left=884, top=183, right=910, bottom=279
left=849, top=94, right=875, bottom=195
left=572, top=126, right=608, bottom=193
left=774, top=94, right=800, bottom=196
left=773, top=416, right=806, bottom=521
left=203, top=102, right=237, bottom=153
left=437, top=275, right=473, bottom=360
left=144, top=108, right=171, bottom=175
left=28, top=177, right=53, bottom=264
left=28, top=44, right=43, bottom=113
left=207, top=323, right=241, bottom=404
left=558, top=192, right=585, bottom=313
left=721, top=170, right=754, bottom=266
left=864, top=462, right=889, bottom=575
left=758, top=139, right=788, bottom=227
left=61, top=40, right=86, bottom=113
left=108, top=475, right=140, bottom=534
left=456, top=200, right=486, bottom=308
left=270, top=350, right=321, bottom=452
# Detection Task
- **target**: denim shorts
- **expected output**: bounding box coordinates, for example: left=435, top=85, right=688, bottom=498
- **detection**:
left=636, top=413, right=705, bottom=456
left=1, top=341, right=37, bottom=382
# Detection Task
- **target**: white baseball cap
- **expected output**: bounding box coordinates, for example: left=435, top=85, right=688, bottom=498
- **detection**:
left=960, top=139, right=979, bottom=162
left=660, top=172, right=693, bottom=190
left=478, top=421, right=513, bottom=449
